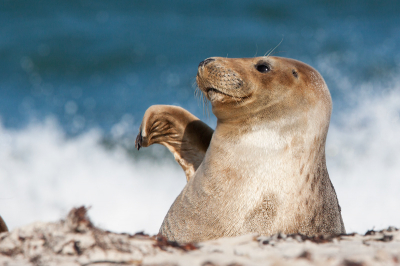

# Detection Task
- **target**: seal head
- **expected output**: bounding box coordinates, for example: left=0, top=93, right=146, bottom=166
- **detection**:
left=196, top=56, right=332, bottom=126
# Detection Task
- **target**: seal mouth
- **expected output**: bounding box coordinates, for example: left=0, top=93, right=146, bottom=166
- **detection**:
left=206, top=87, right=234, bottom=102
left=206, top=88, right=230, bottom=97
left=205, top=87, right=247, bottom=102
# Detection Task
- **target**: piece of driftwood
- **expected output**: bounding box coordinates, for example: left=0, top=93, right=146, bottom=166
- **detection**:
left=0, top=207, right=399, bottom=266
left=0, top=216, right=8, bottom=233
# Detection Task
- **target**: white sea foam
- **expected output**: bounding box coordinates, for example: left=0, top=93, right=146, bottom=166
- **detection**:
left=327, top=87, right=400, bottom=234
left=0, top=118, right=186, bottom=234
left=0, top=83, right=400, bottom=235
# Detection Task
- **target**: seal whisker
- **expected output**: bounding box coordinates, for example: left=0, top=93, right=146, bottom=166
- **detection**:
left=264, top=37, right=284, bottom=58
left=254, top=43, right=259, bottom=57
left=263, top=47, right=273, bottom=57
left=202, top=93, right=210, bottom=118
left=193, top=75, right=211, bottom=118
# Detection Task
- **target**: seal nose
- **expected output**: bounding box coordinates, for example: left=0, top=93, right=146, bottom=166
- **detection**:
left=198, top=58, right=215, bottom=68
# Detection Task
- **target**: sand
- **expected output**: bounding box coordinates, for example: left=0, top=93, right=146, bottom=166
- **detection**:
left=0, top=207, right=399, bottom=266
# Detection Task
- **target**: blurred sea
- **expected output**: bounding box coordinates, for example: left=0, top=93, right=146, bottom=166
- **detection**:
left=1, top=0, right=400, bottom=235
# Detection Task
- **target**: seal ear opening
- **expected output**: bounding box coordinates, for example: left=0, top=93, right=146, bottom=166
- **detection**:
left=292, top=69, right=298, bottom=78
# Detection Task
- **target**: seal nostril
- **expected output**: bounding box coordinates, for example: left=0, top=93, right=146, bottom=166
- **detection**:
left=199, top=58, right=215, bottom=68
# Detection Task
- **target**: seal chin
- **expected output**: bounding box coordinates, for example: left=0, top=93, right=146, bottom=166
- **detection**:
left=206, top=87, right=248, bottom=103
left=206, top=88, right=228, bottom=102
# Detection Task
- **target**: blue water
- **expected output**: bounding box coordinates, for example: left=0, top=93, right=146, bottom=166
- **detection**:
left=1, top=0, right=400, bottom=234
left=1, top=0, right=400, bottom=133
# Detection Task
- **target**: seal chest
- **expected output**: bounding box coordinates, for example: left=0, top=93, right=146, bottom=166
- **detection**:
left=137, top=56, right=345, bottom=243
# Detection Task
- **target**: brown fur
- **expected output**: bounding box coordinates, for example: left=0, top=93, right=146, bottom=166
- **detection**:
left=136, top=105, right=213, bottom=181
left=137, top=56, right=345, bottom=243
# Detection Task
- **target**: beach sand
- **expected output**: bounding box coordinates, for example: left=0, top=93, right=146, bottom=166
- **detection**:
left=0, top=207, right=399, bottom=266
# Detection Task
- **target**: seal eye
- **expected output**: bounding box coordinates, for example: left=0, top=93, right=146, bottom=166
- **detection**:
left=256, top=64, right=270, bottom=73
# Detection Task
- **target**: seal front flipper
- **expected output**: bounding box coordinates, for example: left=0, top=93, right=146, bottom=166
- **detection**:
left=0, top=215, right=8, bottom=233
left=135, top=105, right=213, bottom=181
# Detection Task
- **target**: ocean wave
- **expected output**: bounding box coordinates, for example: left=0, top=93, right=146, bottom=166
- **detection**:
left=327, top=86, right=400, bottom=233
left=0, top=117, right=186, bottom=234
left=1, top=83, right=400, bottom=235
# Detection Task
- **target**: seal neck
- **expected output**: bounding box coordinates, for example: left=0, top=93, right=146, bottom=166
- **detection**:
left=204, top=113, right=329, bottom=184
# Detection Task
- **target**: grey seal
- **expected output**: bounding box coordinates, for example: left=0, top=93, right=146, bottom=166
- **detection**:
left=136, top=56, right=345, bottom=243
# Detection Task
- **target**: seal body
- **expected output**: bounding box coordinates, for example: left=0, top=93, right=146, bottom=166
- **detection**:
left=137, top=56, right=345, bottom=243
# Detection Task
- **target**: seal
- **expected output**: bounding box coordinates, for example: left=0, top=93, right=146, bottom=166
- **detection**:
left=0, top=215, right=8, bottom=233
left=136, top=56, right=345, bottom=243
